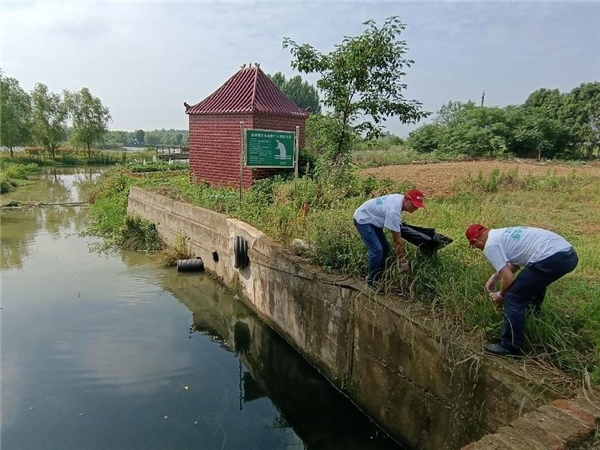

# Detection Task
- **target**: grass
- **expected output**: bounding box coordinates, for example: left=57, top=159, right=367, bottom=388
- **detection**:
left=0, top=161, right=38, bottom=193
left=0, top=147, right=158, bottom=167
left=84, top=162, right=600, bottom=385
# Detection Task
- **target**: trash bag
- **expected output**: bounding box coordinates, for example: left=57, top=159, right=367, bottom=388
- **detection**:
left=400, top=222, right=453, bottom=256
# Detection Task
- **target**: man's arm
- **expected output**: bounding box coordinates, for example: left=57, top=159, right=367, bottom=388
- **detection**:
left=391, top=230, right=406, bottom=259
left=391, top=230, right=409, bottom=271
left=486, top=263, right=520, bottom=292
left=497, top=264, right=516, bottom=297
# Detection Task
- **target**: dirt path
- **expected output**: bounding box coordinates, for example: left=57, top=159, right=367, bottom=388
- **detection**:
left=360, top=160, right=600, bottom=198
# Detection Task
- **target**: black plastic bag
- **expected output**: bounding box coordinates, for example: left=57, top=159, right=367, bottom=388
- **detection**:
left=400, top=222, right=453, bottom=256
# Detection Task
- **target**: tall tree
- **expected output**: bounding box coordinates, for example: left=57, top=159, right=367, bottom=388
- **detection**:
left=522, top=88, right=574, bottom=158
left=30, top=83, right=69, bottom=158
left=135, top=129, right=145, bottom=146
left=65, top=87, right=112, bottom=157
left=0, top=70, right=32, bottom=157
left=565, top=82, right=600, bottom=158
left=283, top=16, right=428, bottom=170
left=267, top=72, right=321, bottom=113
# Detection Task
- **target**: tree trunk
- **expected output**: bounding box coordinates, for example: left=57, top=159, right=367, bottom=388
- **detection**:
left=87, top=142, right=91, bottom=159
left=10, top=146, right=14, bottom=158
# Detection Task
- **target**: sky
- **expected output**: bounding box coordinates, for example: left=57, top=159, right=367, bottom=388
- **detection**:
left=1, top=1, right=599, bottom=137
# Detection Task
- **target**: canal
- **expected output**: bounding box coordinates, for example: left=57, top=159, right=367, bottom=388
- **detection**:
left=0, top=167, right=403, bottom=450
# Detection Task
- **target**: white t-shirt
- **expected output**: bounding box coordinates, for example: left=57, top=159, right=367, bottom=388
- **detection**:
left=484, top=227, right=572, bottom=272
left=353, top=194, right=403, bottom=232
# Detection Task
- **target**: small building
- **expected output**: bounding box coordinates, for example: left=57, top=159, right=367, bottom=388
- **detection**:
left=185, top=64, right=309, bottom=188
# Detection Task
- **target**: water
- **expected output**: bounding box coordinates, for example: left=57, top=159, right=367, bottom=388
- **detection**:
left=0, top=167, right=402, bottom=450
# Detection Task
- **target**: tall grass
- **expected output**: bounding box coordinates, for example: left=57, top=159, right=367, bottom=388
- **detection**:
left=0, top=148, right=152, bottom=167
left=85, top=164, right=600, bottom=384
left=0, top=161, right=38, bottom=193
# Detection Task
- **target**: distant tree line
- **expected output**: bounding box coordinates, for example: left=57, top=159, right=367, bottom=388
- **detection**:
left=0, top=69, right=192, bottom=157
left=104, top=129, right=189, bottom=148
left=1, top=69, right=112, bottom=158
left=406, top=83, right=600, bottom=159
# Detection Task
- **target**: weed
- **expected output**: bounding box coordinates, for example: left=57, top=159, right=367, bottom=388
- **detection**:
left=83, top=163, right=600, bottom=384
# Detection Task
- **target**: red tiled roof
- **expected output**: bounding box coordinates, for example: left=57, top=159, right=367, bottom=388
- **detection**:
left=186, top=66, right=309, bottom=117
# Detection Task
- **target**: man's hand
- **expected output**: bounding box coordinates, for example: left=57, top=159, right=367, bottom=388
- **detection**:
left=399, top=258, right=410, bottom=272
left=489, top=291, right=504, bottom=309
left=485, top=274, right=499, bottom=293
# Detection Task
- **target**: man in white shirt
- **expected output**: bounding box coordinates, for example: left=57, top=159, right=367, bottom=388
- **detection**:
left=353, top=189, right=425, bottom=291
left=465, top=224, right=579, bottom=356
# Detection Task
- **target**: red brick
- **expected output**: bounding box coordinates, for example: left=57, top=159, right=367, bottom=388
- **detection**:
left=551, top=399, right=597, bottom=426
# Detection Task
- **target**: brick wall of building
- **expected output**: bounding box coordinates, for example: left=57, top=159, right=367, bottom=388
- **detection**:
left=189, top=113, right=307, bottom=189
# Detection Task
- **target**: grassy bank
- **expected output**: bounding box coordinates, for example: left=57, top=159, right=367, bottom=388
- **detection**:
left=0, top=161, right=38, bottom=193
left=85, top=162, right=600, bottom=385
left=0, top=147, right=157, bottom=167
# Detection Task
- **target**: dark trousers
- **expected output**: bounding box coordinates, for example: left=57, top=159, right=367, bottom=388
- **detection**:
left=501, top=248, right=579, bottom=352
left=354, top=219, right=390, bottom=285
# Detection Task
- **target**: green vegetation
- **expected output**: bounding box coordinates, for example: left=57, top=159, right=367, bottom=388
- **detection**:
left=284, top=16, right=428, bottom=175
left=0, top=161, right=38, bottom=193
left=64, top=87, right=112, bottom=157
left=0, top=70, right=32, bottom=158
left=104, top=128, right=189, bottom=149
left=268, top=72, right=321, bottom=114
left=85, top=163, right=600, bottom=385
left=406, top=84, right=600, bottom=159
left=1, top=71, right=112, bottom=156
left=0, top=147, right=155, bottom=167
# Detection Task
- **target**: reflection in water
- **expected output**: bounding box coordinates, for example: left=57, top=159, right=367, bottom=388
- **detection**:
left=1, top=166, right=404, bottom=450
left=162, top=271, right=402, bottom=450
left=0, top=167, right=101, bottom=270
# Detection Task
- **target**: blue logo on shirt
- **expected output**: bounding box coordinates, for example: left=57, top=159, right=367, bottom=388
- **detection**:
left=503, top=226, right=528, bottom=240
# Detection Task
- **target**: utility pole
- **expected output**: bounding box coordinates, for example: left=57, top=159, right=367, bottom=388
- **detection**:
left=481, top=90, right=485, bottom=107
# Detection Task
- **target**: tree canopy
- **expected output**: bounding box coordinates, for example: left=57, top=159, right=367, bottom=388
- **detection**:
left=284, top=16, right=428, bottom=171
left=30, top=83, right=69, bottom=158
left=267, top=72, right=321, bottom=114
left=407, top=82, right=600, bottom=160
left=65, top=87, right=112, bottom=157
left=0, top=70, right=32, bottom=157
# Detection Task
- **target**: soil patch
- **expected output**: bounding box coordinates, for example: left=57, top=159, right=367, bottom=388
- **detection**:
left=360, top=160, right=600, bottom=198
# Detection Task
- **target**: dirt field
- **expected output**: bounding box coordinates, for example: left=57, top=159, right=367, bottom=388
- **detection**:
left=361, top=160, right=600, bottom=198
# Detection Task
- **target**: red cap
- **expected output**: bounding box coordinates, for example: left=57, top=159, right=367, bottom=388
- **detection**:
left=465, top=224, right=487, bottom=246
left=405, top=189, right=425, bottom=208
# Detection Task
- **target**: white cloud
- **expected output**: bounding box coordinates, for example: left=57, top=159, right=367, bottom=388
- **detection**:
left=1, top=1, right=598, bottom=135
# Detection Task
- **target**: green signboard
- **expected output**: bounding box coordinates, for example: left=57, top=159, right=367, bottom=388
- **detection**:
left=245, top=129, right=295, bottom=168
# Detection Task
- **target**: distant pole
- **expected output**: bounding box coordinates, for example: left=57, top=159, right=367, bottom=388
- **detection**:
left=481, top=90, right=485, bottom=107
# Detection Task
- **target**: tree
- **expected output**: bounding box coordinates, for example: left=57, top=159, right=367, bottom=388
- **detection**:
left=565, top=82, right=600, bottom=158
left=522, top=88, right=574, bottom=158
left=30, top=83, right=69, bottom=158
left=0, top=70, right=32, bottom=157
left=135, top=129, right=145, bottom=146
left=267, top=72, right=321, bottom=113
left=283, top=16, right=428, bottom=171
left=407, top=124, right=443, bottom=153
left=65, top=87, right=112, bottom=157
left=435, top=101, right=475, bottom=126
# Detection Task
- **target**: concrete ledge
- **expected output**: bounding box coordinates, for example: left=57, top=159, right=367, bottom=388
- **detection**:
left=461, top=387, right=600, bottom=449
left=127, top=187, right=587, bottom=450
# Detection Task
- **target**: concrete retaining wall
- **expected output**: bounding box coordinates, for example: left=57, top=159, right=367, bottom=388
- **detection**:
left=127, top=187, right=596, bottom=449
